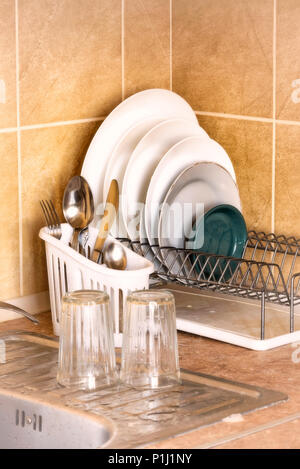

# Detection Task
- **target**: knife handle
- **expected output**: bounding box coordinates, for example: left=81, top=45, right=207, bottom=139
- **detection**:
left=92, top=180, right=119, bottom=262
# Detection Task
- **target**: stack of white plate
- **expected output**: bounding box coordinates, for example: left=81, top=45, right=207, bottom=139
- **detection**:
left=81, top=89, right=242, bottom=274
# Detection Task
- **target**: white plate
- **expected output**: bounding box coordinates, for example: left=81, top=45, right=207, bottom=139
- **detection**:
left=157, top=162, right=242, bottom=276
left=103, top=117, right=162, bottom=201
left=145, top=136, right=236, bottom=248
left=121, top=118, right=208, bottom=241
left=81, top=89, right=198, bottom=218
left=158, top=162, right=241, bottom=249
left=103, top=117, right=162, bottom=236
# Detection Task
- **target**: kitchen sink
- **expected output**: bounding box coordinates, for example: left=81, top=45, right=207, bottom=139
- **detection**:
left=0, top=331, right=288, bottom=448
left=0, top=391, right=113, bottom=449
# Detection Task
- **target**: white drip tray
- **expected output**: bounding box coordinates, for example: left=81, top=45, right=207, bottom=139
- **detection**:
left=156, top=283, right=300, bottom=351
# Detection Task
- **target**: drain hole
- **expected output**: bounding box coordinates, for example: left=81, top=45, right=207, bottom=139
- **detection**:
left=21, top=411, right=25, bottom=427
left=38, top=415, right=42, bottom=432
left=15, top=409, right=42, bottom=431
left=16, top=410, right=42, bottom=431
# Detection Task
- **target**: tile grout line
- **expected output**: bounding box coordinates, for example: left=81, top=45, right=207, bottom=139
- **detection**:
left=20, top=116, right=105, bottom=131
left=2, top=111, right=300, bottom=136
left=0, top=117, right=105, bottom=134
left=196, top=111, right=300, bottom=127
left=121, top=0, right=125, bottom=101
left=276, top=118, right=300, bottom=126
left=195, top=110, right=273, bottom=123
left=271, top=0, right=277, bottom=234
left=15, top=0, right=23, bottom=297
left=169, top=0, right=172, bottom=91
left=0, top=126, right=18, bottom=134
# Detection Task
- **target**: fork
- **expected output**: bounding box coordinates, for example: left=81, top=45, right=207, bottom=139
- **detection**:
left=40, top=200, right=62, bottom=240
left=40, top=200, right=91, bottom=256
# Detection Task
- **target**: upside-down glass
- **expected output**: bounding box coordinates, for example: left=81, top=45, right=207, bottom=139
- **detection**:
left=57, top=290, right=118, bottom=390
left=120, top=290, right=180, bottom=389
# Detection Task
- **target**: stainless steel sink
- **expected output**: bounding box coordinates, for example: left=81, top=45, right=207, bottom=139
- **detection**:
left=0, top=391, right=113, bottom=449
left=0, top=331, right=288, bottom=448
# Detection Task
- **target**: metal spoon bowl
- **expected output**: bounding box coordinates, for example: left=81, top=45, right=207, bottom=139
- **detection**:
left=63, top=176, right=94, bottom=252
left=102, top=242, right=127, bottom=270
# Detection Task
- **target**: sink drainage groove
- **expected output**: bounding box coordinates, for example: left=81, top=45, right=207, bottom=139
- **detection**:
left=0, top=332, right=288, bottom=449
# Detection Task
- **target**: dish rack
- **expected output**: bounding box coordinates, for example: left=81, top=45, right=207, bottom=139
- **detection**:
left=119, top=230, right=300, bottom=350
left=39, top=224, right=154, bottom=346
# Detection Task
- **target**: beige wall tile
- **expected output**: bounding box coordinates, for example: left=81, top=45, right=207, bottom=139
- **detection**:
left=275, top=124, right=300, bottom=237
left=124, top=0, right=170, bottom=97
left=173, top=0, right=273, bottom=117
left=277, top=0, right=300, bottom=121
left=19, top=0, right=122, bottom=125
left=0, top=0, right=16, bottom=128
left=0, top=133, right=20, bottom=299
left=21, top=121, right=100, bottom=296
left=197, top=116, right=273, bottom=233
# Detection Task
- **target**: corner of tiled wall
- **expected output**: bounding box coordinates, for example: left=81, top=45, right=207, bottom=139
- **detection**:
left=0, top=0, right=300, bottom=303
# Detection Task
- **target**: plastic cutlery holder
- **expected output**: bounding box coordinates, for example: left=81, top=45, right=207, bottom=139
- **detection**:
left=39, top=224, right=154, bottom=346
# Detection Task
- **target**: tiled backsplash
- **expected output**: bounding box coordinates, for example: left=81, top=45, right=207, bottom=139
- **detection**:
left=0, top=0, right=299, bottom=302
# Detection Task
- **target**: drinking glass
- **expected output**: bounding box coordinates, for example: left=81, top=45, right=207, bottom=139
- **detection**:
left=57, top=290, right=118, bottom=390
left=120, top=289, right=180, bottom=389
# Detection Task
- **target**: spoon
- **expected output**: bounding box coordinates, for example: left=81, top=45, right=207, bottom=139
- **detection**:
left=63, top=176, right=94, bottom=252
left=0, top=301, right=39, bottom=324
left=102, top=242, right=127, bottom=270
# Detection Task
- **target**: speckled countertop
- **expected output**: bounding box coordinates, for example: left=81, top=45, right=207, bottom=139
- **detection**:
left=1, top=311, right=300, bottom=449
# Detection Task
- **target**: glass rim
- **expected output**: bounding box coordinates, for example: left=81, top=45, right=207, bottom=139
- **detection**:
left=126, top=289, right=174, bottom=306
left=62, top=289, right=109, bottom=305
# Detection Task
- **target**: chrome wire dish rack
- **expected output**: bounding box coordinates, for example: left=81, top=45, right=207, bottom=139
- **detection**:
left=119, top=230, right=300, bottom=341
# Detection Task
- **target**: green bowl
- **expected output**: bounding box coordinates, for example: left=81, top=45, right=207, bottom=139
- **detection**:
left=186, top=204, right=247, bottom=281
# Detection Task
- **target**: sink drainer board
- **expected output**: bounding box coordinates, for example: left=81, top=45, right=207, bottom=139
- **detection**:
left=0, top=332, right=287, bottom=449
